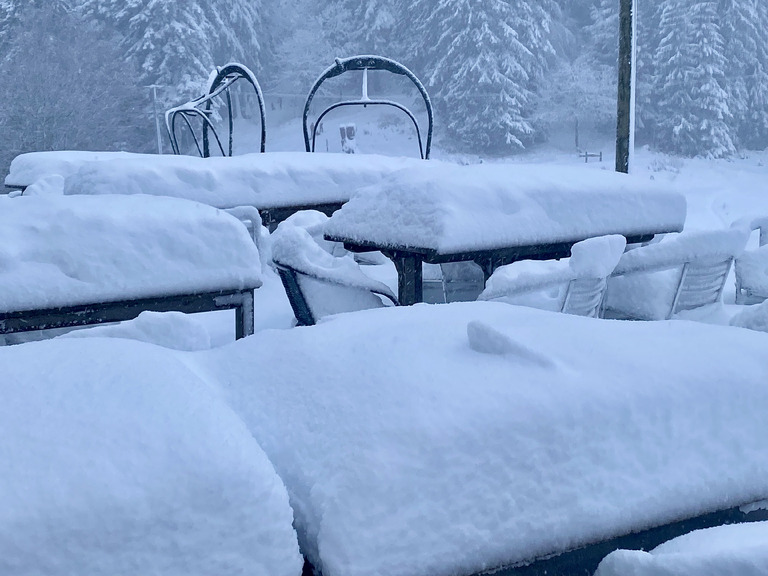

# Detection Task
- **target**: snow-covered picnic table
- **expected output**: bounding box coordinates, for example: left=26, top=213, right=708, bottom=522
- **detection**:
left=324, top=162, right=687, bottom=304
left=202, top=302, right=768, bottom=576
left=7, top=150, right=430, bottom=227
left=0, top=194, right=261, bottom=338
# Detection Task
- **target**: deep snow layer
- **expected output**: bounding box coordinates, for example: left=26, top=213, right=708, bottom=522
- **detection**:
left=324, top=162, right=687, bottom=253
left=196, top=302, right=768, bottom=576
left=0, top=336, right=302, bottom=576
left=0, top=194, right=261, bottom=311
left=595, top=520, right=768, bottom=576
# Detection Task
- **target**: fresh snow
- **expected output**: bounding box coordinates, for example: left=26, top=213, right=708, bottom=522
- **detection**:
left=58, top=151, right=430, bottom=209
left=4, top=150, right=141, bottom=188
left=324, top=162, right=687, bottom=253
left=0, top=336, right=302, bottom=576
left=0, top=194, right=261, bottom=312
left=595, top=521, right=768, bottom=576
left=2, top=136, right=768, bottom=576
left=197, top=302, right=768, bottom=576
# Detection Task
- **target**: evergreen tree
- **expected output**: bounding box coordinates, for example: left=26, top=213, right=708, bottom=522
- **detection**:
left=406, top=0, right=559, bottom=153
left=82, top=0, right=270, bottom=102
left=0, top=4, right=150, bottom=175
left=721, top=0, right=768, bottom=150
left=653, top=0, right=734, bottom=157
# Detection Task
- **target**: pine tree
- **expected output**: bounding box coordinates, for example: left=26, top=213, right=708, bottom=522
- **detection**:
left=721, top=0, right=768, bottom=150
left=653, top=0, right=734, bottom=158
left=82, top=0, right=270, bottom=103
left=405, top=0, right=559, bottom=153
left=0, top=4, right=150, bottom=175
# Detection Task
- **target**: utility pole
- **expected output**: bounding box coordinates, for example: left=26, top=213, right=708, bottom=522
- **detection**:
left=615, top=0, right=636, bottom=173
left=147, top=85, right=164, bottom=154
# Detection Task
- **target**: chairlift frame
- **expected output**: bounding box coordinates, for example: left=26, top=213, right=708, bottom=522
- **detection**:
left=165, top=63, right=266, bottom=157
left=303, top=55, right=434, bottom=159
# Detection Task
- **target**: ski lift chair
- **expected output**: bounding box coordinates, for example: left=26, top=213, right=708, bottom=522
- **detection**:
left=603, top=227, right=749, bottom=320
left=734, top=215, right=768, bottom=305
left=302, top=55, right=433, bottom=159
left=166, top=63, right=266, bottom=157
left=271, top=223, right=398, bottom=326
left=478, top=235, right=627, bottom=318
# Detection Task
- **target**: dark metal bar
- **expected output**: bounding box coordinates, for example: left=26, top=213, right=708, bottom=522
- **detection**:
left=615, top=0, right=633, bottom=173
left=0, top=288, right=257, bottom=340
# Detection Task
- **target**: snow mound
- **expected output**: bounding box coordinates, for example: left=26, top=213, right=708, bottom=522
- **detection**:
left=594, top=521, right=768, bottom=576
left=5, top=150, right=140, bottom=188
left=0, top=194, right=261, bottom=312
left=59, top=310, right=215, bottom=350
left=63, top=151, right=430, bottom=209
left=324, top=162, right=686, bottom=253
left=200, top=302, right=768, bottom=576
left=0, top=337, right=302, bottom=576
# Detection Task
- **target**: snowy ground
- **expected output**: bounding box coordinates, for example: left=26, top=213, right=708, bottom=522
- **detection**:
left=2, top=111, right=768, bottom=575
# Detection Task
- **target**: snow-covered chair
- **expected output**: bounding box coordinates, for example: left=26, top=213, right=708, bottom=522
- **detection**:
left=734, top=216, right=768, bottom=305
left=166, top=63, right=266, bottom=157
left=271, top=224, right=397, bottom=326
left=604, top=228, right=749, bottom=320
left=479, top=235, right=627, bottom=318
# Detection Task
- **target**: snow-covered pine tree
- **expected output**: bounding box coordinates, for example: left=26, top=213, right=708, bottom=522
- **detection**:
left=322, top=0, right=400, bottom=55
left=720, top=0, right=768, bottom=150
left=653, top=0, right=734, bottom=158
left=82, top=0, right=270, bottom=103
left=406, top=0, right=558, bottom=153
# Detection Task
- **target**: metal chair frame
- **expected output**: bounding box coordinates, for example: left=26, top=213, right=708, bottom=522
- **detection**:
left=166, top=63, right=266, bottom=157
left=275, top=262, right=398, bottom=327
left=302, top=55, right=434, bottom=159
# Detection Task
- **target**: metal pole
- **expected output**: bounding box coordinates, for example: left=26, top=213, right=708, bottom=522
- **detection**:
left=615, top=0, right=634, bottom=173
left=149, top=85, right=163, bottom=154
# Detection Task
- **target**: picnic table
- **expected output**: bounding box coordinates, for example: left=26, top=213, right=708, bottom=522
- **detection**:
left=0, top=194, right=261, bottom=340
left=324, top=163, right=687, bottom=305
left=7, top=150, right=430, bottom=228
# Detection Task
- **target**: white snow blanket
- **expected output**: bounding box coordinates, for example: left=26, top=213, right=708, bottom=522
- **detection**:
left=324, top=163, right=687, bottom=254
left=595, top=520, right=768, bottom=576
left=4, top=150, right=141, bottom=188
left=735, top=244, right=768, bottom=297
left=0, top=194, right=261, bottom=312
left=197, top=302, right=768, bottom=576
left=0, top=336, right=302, bottom=576
left=61, top=151, right=429, bottom=209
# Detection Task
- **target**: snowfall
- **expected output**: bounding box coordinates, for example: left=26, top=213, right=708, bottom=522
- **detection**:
left=2, top=110, right=768, bottom=576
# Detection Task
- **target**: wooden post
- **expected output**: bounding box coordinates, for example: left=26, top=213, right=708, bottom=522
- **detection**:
left=615, top=0, right=633, bottom=173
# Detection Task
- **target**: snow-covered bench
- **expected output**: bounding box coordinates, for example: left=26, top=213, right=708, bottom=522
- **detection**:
left=0, top=194, right=261, bottom=341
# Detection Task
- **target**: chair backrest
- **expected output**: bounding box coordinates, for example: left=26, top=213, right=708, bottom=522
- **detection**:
left=480, top=235, right=626, bottom=317
left=671, top=258, right=733, bottom=315
left=165, top=63, right=266, bottom=157
left=562, top=277, right=608, bottom=318
left=606, top=228, right=748, bottom=320
left=276, top=263, right=397, bottom=326
left=302, top=55, right=433, bottom=159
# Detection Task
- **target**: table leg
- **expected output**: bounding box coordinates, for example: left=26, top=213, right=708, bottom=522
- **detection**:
left=391, top=252, right=423, bottom=306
